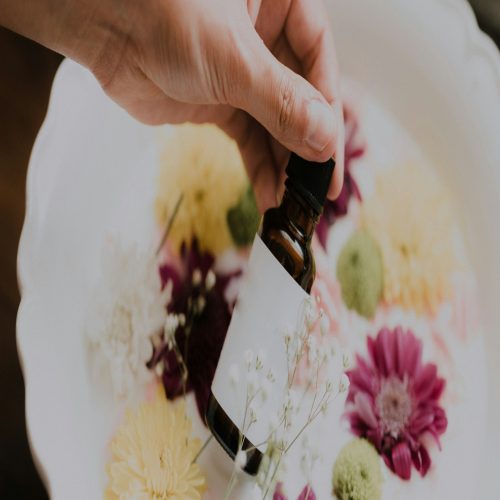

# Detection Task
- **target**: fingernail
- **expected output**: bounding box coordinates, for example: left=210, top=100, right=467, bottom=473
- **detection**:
left=305, top=100, right=336, bottom=153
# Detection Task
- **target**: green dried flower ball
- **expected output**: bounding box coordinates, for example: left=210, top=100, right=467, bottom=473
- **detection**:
left=227, top=184, right=261, bottom=247
left=332, top=438, right=383, bottom=500
left=336, top=229, right=383, bottom=318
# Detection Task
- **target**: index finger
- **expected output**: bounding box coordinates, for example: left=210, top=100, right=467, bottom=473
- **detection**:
left=285, top=0, right=344, bottom=199
left=285, top=0, right=339, bottom=105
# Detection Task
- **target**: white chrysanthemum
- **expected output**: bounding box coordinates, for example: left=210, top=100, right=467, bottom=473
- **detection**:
left=86, top=241, right=170, bottom=399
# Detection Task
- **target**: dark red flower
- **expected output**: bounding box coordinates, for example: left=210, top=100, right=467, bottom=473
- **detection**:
left=316, top=105, right=365, bottom=248
left=345, top=327, right=448, bottom=480
left=149, top=240, right=238, bottom=420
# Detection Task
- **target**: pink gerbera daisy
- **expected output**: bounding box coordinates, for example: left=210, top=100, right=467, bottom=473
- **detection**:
left=345, top=327, right=448, bottom=480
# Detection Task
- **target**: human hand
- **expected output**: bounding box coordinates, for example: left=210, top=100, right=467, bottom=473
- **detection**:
left=1, top=0, right=344, bottom=211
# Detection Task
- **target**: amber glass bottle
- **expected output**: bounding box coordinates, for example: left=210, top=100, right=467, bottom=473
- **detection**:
left=206, top=153, right=335, bottom=474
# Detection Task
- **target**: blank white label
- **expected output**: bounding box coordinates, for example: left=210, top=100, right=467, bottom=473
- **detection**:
left=211, top=234, right=309, bottom=452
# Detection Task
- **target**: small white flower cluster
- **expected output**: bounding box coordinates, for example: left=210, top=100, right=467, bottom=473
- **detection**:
left=231, top=349, right=276, bottom=438
left=222, top=349, right=279, bottom=498
left=154, top=267, right=218, bottom=382
left=153, top=309, right=186, bottom=377
left=284, top=296, right=332, bottom=385
left=162, top=311, right=185, bottom=346
left=225, top=294, right=352, bottom=497
left=86, top=241, right=170, bottom=400
left=192, top=268, right=217, bottom=315
left=256, top=297, right=350, bottom=495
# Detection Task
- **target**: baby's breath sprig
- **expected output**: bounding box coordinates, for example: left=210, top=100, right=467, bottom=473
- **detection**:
left=224, top=348, right=275, bottom=499
left=257, top=297, right=344, bottom=498
left=226, top=294, right=349, bottom=499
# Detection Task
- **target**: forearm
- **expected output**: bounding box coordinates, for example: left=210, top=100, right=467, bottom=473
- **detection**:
left=0, top=0, right=135, bottom=73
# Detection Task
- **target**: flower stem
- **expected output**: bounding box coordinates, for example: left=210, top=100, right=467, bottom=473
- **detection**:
left=223, top=469, right=239, bottom=500
left=192, top=435, right=213, bottom=464
left=262, top=453, right=283, bottom=500
left=169, top=338, right=189, bottom=398
left=156, top=193, right=184, bottom=255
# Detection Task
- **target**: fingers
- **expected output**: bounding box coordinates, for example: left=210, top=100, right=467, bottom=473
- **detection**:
left=284, top=0, right=345, bottom=199
left=225, top=19, right=337, bottom=165
left=216, top=108, right=282, bottom=213
left=284, top=0, right=339, bottom=104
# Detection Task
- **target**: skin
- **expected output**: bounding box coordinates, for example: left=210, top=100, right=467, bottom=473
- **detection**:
left=0, top=0, right=344, bottom=212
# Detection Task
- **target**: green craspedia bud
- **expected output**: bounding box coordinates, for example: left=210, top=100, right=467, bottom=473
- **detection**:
left=227, top=184, right=261, bottom=247
left=332, top=439, right=383, bottom=500
left=336, top=229, right=383, bottom=318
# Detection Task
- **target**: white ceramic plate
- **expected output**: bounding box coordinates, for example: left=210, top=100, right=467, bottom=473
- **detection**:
left=17, top=0, right=500, bottom=498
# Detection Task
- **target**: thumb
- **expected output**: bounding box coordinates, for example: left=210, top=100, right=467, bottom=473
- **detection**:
left=227, top=30, right=338, bottom=163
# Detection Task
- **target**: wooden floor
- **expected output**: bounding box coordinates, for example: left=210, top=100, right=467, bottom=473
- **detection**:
left=0, top=3, right=498, bottom=499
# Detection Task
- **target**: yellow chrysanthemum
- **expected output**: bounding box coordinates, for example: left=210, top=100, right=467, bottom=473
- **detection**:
left=105, top=387, right=205, bottom=499
left=155, top=123, right=248, bottom=255
left=361, top=165, right=457, bottom=314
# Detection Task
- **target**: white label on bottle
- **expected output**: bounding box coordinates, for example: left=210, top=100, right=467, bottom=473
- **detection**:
left=211, top=234, right=309, bottom=452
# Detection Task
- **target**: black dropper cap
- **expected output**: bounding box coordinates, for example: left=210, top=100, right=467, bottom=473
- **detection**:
left=285, top=153, right=335, bottom=215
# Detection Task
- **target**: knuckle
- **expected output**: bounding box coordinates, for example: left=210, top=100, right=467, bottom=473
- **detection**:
left=207, top=59, right=229, bottom=103
left=277, top=75, right=296, bottom=134
left=208, top=28, right=251, bottom=105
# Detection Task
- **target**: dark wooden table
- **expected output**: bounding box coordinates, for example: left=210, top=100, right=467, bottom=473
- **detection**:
left=0, top=28, right=61, bottom=500
left=0, top=3, right=498, bottom=499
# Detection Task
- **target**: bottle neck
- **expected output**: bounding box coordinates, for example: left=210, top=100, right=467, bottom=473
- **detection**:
left=279, top=186, right=319, bottom=240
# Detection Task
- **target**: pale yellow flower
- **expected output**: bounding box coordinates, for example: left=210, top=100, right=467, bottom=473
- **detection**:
left=361, top=165, right=457, bottom=314
left=105, top=387, right=205, bottom=499
left=155, top=123, right=247, bottom=255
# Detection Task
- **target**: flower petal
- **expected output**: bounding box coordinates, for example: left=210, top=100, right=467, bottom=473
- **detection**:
left=382, top=451, right=394, bottom=472
left=413, top=364, right=438, bottom=401
left=411, top=447, right=422, bottom=472
left=347, top=357, right=377, bottom=398
left=374, top=328, right=391, bottom=376
left=409, top=409, right=434, bottom=435
left=433, top=406, right=448, bottom=435
left=347, top=412, right=369, bottom=437
left=297, top=484, right=316, bottom=500
left=402, top=330, right=422, bottom=377
left=395, top=326, right=405, bottom=379
left=419, top=445, right=431, bottom=476
left=367, top=336, right=377, bottom=369
left=159, top=263, right=182, bottom=296
left=366, top=429, right=383, bottom=451
left=354, top=392, right=378, bottom=429
left=380, top=327, right=397, bottom=376
left=273, top=482, right=288, bottom=500
left=429, top=377, right=446, bottom=401
left=367, top=328, right=389, bottom=377
left=392, top=441, right=412, bottom=480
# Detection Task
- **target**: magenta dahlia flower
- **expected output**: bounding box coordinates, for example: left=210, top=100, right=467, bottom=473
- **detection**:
left=345, top=327, right=447, bottom=480
left=149, top=240, right=238, bottom=420
left=316, top=105, right=365, bottom=248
